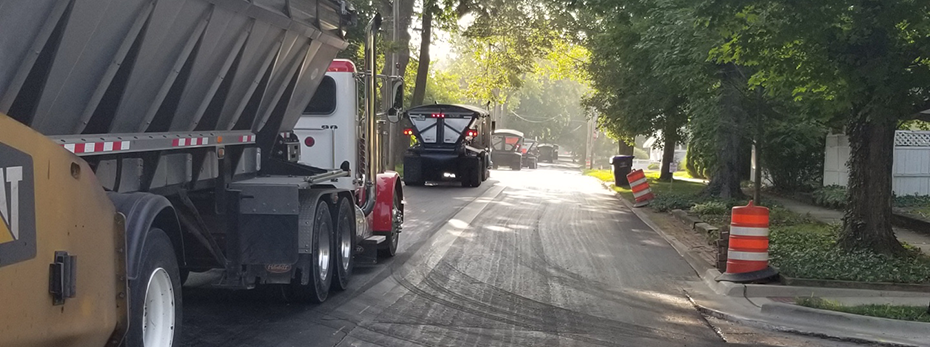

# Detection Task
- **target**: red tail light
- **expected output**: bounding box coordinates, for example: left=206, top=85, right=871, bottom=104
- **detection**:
left=304, top=137, right=315, bottom=147
left=466, top=129, right=478, bottom=137
left=403, top=128, right=414, bottom=135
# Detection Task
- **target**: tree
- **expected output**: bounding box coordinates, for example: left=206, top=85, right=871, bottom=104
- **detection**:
left=705, top=0, right=930, bottom=254
left=580, top=0, right=700, bottom=182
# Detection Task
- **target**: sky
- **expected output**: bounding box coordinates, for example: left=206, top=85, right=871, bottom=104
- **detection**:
left=408, top=12, right=475, bottom=70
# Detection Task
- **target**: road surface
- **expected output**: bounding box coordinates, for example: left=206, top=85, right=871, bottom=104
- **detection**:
left=179, top=160, right=860, bottom=346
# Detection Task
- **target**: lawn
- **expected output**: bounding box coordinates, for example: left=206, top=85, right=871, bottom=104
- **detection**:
left=584, top=169, right=706, bottom=204
left=796, top=297, right=930, bottom=323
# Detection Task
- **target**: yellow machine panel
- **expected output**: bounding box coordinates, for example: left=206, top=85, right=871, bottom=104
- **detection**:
left=0, top=114, right=128, bottom=347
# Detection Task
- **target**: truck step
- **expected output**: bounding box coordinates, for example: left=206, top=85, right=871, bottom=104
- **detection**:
left=361, top=235, right=386, bottom=245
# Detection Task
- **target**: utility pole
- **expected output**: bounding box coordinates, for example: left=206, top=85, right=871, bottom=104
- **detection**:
left=585, top=111, right=595, bottom=169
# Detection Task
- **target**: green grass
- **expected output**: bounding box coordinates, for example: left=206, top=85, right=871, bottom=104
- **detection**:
left=394, top=163, right=403, bottom=177
left=796, top=297, right=930, bottom=323
left=584, top=169, right=706, bottom=207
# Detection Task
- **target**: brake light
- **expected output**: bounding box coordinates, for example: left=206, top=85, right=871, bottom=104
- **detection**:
left=403, top=128, right=414, bottom=135
left=304, top=137, right=315, bottom=147
left=431, top=113, right=445, bottom=118
left=466, top=129, right=478, bottom=137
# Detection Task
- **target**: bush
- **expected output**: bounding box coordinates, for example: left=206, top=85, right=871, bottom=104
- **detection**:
left=651, top=194, right=700, bottom=212
left=769, top=225, right=930, bottom=283
left=812, top=185, right=847, bottom=209
left=647, top=162, right=660, bottom=170
left=760, top=116, right=826, bottom=191
left=894, top=194, right=930, bottom=208
left=691, top=201, right=728, bottom=215
left=769, top=206, right=816, bottom=226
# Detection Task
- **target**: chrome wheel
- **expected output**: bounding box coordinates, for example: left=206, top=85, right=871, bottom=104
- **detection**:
left=317, top=220, right=331, bottom=282
left=143, top=267, right=176, bottom=347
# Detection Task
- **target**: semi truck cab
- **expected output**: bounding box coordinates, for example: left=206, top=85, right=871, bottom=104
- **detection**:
left=294, top=60, right=359, bottom=191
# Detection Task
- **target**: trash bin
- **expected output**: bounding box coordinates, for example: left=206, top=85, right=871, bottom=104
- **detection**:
left=610, top=155, right=635, bottom=187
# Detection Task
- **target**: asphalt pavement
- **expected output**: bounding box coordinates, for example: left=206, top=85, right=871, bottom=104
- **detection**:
left=178, top=159, right=863, bottom=347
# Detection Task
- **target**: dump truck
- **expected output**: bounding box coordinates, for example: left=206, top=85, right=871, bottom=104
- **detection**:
left=0, top=1, right=402, bottom=346
left=401, top=104, right=492, bottom=187
left=490, top=129, right=525, bottom=170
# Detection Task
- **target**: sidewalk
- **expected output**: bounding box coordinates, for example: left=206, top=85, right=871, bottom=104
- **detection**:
left=766, top=195, right=930, bottom=255
left=598, top=181, right=930, bottom=346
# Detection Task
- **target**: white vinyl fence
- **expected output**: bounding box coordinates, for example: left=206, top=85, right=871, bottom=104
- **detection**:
left=823, top=131, right=930, bottom=196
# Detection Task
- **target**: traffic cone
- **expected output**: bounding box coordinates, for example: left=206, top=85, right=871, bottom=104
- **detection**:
left=626, top=169, right=654, bottom=208
left=716, top=201, right=778, bottom=283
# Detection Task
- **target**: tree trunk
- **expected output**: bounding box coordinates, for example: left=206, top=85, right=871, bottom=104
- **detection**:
left=618, top=139, right=634, bottom=156
left=411, top=2, right=433, bottom=106
left=704, top=63, right=746, bottom=199
left=659, top=120, right=678, bottom=182
left=839, top=112, right=906, bottom=255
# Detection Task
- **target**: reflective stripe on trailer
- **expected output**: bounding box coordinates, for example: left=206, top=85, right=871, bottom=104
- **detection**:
left=172, top=137, right=209, bottom=147
left=63, top=141, right=131, bottom=154
left=52, top=131, right=257, bottom=156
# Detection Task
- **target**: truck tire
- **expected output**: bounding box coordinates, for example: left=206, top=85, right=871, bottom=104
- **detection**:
left=331, top=198, right=355, bottom=291
left=404, top=179, right=424, bottom=186
left=513, top=163, right=522, bottom=171
left=378, top=193, right=401, bottom=258
left=287, top=202, right=334, bottom=303
left=127, top=228, right=181, bottom=347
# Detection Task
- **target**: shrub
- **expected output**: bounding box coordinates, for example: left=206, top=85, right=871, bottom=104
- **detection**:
left=812, top=185, right=847, bottom=209
left=769, top=225, right=930, bottom=283
left=894, top=194, right=930, bottom=208
left=651, top=194, right=699, bottom=212
left=691, top=201, right=728, bottom=215
left=647, top=162, right=660, bottom=170
left=760, top=117, right=826, bottom=192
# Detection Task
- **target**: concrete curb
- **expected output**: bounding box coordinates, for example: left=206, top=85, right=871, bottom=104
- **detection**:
left=687, top=295, right=920, bottom=347
left=762, top=302, right=930, bottom=340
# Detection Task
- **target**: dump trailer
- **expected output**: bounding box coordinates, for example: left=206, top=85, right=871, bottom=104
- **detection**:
left=537, top=144, right=556, bottom=163
left=490, top=129, right=525, bottom=170
left=521, top=138, right=539, bottom=169
left=0, top=1, right=402, bottom=346
left=402, top=104, right=492, bottom=187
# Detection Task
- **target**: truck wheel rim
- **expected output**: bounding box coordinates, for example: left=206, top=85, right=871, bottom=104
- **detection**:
left=339, top=221, right=351, bottom=270
left=318, top=223, right=331, bottom=281
left=143, top=267, right=175, bottom=347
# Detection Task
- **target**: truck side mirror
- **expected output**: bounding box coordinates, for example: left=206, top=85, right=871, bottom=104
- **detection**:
left=387, top=80, right=404, bottom=123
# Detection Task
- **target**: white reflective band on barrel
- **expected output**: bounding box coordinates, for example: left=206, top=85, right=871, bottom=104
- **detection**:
left=630, top=178, right=647, bottom=187
left=727, top=250, right=769, bottom=261
left=632, top=188, right=652, bottom=198
left=729, top=226, right=769, bottom=237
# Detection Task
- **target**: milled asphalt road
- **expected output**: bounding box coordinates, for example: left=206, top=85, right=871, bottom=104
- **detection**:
left=179, top=160, right=862, bottom=347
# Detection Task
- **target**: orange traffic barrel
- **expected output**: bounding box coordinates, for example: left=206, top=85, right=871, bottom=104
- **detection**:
left=716, top=201, right=777, bottom=282
left=626, top=169, right=654, bottom=207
